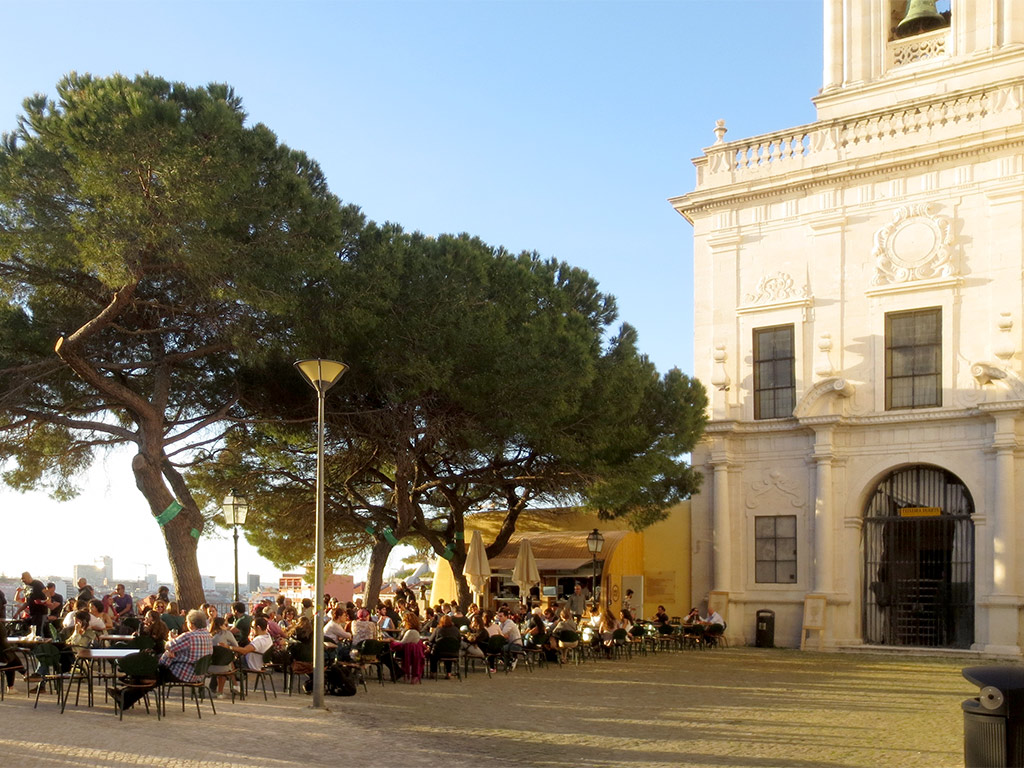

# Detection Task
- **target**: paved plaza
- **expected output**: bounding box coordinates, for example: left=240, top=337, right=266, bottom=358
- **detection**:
left=0, top=647, right=980, bottom=767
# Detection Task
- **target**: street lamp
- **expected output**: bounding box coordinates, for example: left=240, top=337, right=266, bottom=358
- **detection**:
left=221, top=489, right=249, bottom=603
left=586, top=528, right=604, bottom=610
left=294, top=358, right=348, bottom=709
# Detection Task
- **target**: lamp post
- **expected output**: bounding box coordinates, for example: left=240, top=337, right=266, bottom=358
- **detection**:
left=294, top=358, right=348, bottom=709
left=221, top=490, right=249, bottom=603
left=586, top=528, right=604, bottom=610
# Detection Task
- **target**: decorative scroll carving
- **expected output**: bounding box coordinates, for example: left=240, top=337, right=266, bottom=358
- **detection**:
left=871, top=204, right=954, bottom=286
left=746, top=470, right=805, bottom=510
left=971, top=362, right=1024, bottom=399
left=745, top=271, right=809, bottom=305
left=793, top=377, right=855, bottom=420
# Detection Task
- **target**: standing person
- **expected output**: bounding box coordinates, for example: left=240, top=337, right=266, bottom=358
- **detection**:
left=622, top=588, right=635, bottom=615
left=111, top=584, right=133, bottom=623
left=44, top=583, right=64, bottom=620
left=20, top=572, right=48, bottom=635
left=566, top=583, right=587, bottom=619
left=75, top=578, right=94, bottom=604
left=0, top=589, right=7, bottom=620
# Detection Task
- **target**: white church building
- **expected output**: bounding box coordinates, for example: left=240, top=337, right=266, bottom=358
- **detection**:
left=672, top=0, right=1024, bottom=654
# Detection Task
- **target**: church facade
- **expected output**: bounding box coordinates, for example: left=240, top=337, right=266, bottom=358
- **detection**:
left=672, top=0, right=1024, bottom=653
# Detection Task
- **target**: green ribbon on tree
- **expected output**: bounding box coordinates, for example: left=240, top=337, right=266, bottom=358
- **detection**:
left=382, top=527, right=399, bottom=546
left=440, top=541, right=455, bottom=561
left=190, top=528, right=200, bottom=540
left=364, top=524, right=376, bottom=536
left=155, top=500, right=183, bottom=527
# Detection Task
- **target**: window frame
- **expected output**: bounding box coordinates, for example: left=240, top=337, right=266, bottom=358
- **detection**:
left=752, top=324, right=796, bottom=420
left=754, top=514, right=798, bottom=585
left=884, top=307, right=942, bottom=410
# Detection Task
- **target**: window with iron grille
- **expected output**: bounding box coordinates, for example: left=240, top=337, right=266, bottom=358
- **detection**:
left=885, top=308, right=941, bottom=409
left=753, top=325, right=795, bottom=420
left=754, top=515, right=797, bottom=583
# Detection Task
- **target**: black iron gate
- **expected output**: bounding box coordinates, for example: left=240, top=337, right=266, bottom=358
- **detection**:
left=863, top=466, right=974, bottom=648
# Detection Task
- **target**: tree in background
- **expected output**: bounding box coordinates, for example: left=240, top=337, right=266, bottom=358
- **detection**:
left=0, top=73, right=359, bottom=607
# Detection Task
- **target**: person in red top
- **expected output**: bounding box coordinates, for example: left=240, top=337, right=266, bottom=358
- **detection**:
left=111, top=609, right=213, bottom=710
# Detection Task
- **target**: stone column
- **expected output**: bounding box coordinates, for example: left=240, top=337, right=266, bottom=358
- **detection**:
left=811, top=437, right=835, bottom=595
left=822, top=0, right=843, bottom=91
left=710, top=451, right=732, bottom=593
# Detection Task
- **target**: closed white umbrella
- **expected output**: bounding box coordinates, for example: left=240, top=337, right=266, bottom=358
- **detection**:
left=512, top=538, right=541, bottom=606
left=464, top=529, right=492, bottom=599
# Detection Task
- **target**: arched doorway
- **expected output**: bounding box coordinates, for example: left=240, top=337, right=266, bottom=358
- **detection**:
left=863, top=465, right=974, bottom=648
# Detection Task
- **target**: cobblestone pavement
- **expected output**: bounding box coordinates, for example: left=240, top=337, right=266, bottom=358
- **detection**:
left=0, top=647, right=979, bottom=767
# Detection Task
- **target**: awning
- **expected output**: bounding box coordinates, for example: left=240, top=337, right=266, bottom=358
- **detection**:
left=490, top=557, right=591, bottom=572
left=486, top=530, right=628, bottom=573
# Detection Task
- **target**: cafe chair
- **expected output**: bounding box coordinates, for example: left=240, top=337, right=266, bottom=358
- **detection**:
left=159, top=654, right=216, bottom=718
left=428, top=637, right=462, bottom=681
left=112, top=651, right=159, bottom=720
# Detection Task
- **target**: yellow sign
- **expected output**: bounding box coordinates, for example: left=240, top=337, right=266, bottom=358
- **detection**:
left=899, top=507, right=941, bottom=517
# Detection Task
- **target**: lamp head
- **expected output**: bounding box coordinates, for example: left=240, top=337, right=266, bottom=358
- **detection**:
left=222, top=489, right=249, bottom=526
left=586, top=528, right=604, bottom=554
left=294, top=358, right=349, bottom=394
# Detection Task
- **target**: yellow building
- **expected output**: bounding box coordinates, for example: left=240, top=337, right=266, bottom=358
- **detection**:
left=431, top=502, right=693, bottom=622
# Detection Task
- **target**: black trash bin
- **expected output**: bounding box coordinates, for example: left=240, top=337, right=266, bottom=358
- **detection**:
left=962, top=665, right=1024, bottom=767
left=755, top=609, right=775, bottom=648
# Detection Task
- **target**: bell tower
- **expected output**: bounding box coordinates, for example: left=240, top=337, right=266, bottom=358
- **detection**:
left=817, top=0, right=1024, bottom=121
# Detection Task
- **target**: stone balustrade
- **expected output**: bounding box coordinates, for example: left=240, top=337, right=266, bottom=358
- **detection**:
left=695, top=80, right=1024, bottom=191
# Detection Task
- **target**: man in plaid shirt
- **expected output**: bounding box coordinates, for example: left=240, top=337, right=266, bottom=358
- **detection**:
left=111, top=609, right=213, bottom=710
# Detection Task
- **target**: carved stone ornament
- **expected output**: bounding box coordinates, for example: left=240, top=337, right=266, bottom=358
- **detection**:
left=745, top=271, right=809, bottom=305
left=871, top=203, right=954, bottom=286
left=745, top=469, right=805, bottom=510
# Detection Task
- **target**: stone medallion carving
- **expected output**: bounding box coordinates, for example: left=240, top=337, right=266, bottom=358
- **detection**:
left=871, top=203, right=954, bottom=285
left=745, top=271, right=808, bottom=304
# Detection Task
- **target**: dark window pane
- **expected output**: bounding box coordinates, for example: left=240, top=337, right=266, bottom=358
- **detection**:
left=886, top=308, right=941, bottom=411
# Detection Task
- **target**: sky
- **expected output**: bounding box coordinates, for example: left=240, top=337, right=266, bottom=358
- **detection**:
left=0, top=0, right=823, bottom=586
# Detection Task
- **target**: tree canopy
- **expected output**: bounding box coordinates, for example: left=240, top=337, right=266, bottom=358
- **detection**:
left=195, top=223, right=707, bottom=606
left=0, top=72, right=361, bottom=606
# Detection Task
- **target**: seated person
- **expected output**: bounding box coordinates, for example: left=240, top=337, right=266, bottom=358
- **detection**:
left=208, top=616, right=238, bottom=698
left=350, top=609, right=378, bottom=647
left=651, top=605, right=670, bottom=627
left=463, top=616, right=489, bottom=661
left=67, top=609, right=99, bottom=649
left=389, top=612, right=422, bottom=675
left=88, top=599, right=111, bottom=632
left=111, top=609, right=213, bottom=710
left=139, top=609, right=169, bottom=653
left=702, top=606, right=725, bottom=629
left=230, top=617, right=274, bottom=674
left=427, top=615, right=461, bottom=678
left=495, top=609, right=523, bottom=669
left=682, top=607, right=701, bottom=626
left=522, top=607, right=547, bottom=648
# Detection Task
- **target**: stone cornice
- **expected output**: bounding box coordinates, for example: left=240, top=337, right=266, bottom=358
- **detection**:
left=705, top=405, right=1007, bottom=434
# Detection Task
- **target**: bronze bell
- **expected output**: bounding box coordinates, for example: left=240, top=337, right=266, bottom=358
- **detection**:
left=895, top=0, right=949, bottom=39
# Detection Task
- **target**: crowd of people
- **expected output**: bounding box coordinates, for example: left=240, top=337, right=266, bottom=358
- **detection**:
left=1, top=573, right=727, bottom=703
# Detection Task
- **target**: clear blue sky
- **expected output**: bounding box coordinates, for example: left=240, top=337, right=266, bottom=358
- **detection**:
left=0, top=0, right=823, bottom=585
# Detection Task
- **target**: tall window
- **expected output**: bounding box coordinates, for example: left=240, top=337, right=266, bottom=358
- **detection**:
left=755, top=515, right=797, bottom=584
left=885, top=308, right=941, bottom=409
left=753, top=325, right=795, bottom=420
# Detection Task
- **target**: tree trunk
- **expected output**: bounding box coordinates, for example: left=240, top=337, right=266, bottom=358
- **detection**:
left=363, top=537, right=393, bottom=608
left=131, top=451, right=205, bottom=609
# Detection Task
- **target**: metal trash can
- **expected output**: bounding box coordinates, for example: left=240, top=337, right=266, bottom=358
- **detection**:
left=962, top=665, right=1024, bottom=767
left=755, top=609, right=775, bottom=648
